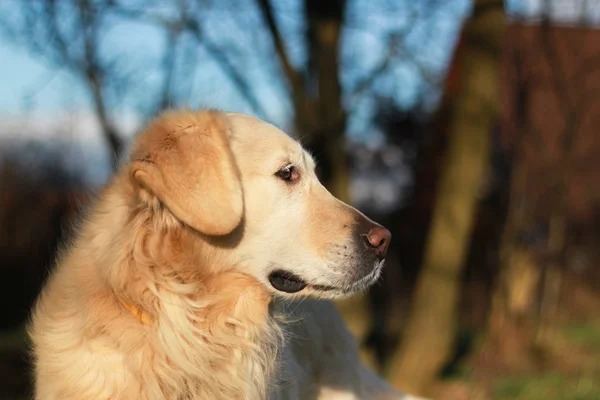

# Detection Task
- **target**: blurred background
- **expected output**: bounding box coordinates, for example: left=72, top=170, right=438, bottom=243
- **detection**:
left=0, top=0, right=599, bottom=399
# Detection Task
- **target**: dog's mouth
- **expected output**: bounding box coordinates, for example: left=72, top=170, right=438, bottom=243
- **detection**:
left=268, top=270, right=336, bottom=294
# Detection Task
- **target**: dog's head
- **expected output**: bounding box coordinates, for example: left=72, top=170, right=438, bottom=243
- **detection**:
left=129, top=110, right=391, bottom=299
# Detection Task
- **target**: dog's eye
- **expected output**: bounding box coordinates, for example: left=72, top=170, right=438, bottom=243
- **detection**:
left=275, top=165, right=299, bottom=183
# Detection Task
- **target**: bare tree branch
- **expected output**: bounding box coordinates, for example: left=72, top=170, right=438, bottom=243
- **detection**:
left=10, top=0, right=125, bottom=166
left=255, top=0, right=305, bottom=96
left=159, top=28, right=180, bottom=111
left=348, top=1, right=445, bottom=105
left=185, top=19, right=269, bottom=120
left=76, top=0, right=123, bottom=165
left=108, top=4, right=268, bottom=119
left=255, top=0, right=315, bottom=126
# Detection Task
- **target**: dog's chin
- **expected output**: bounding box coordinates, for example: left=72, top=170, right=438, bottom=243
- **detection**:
left=267, top=260, right=384, bottom=299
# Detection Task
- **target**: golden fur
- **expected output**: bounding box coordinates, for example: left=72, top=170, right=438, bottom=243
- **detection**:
left=30, top=110, right=421, bottom=399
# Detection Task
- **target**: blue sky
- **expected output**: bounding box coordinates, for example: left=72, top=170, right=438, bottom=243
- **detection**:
left=0, top=1, right=293, bottom=126
left=0, top=0, right=467, bottom=122
left=0, top=0, right=596, bottom=187
left=0, top=0, right=468, bottom=187
left=0, top=0, right=600, bottom=119
left=0, top=40, right=89, bottom=113
left=0, top=18, right=266, bottom=117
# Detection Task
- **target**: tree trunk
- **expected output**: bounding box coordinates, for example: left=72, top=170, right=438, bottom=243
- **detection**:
left=86, top=69, right=124, bottom=170
left=487, top=153, right=541, bottom=369
left=537, top=212, right=564, bottom=345
left=258, top=0, right=366, bottom=353
left=303, top=0, right=349, bottom=202
left=303, top=0, right=375, bottom=357
left=387, top=1, right=504, bottom=395
left=489, top=16, right=583, bottom=365
left=257, top=0, right=349, bottom=200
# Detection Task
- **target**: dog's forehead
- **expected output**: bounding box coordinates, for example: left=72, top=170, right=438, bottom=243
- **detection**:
left=226, top=113, right=298, bottom=148
left=224, top=112, right=313, bottom=168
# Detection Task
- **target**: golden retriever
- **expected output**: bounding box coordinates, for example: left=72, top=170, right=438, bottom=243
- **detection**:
left=30, top=110, right=422, bottom=400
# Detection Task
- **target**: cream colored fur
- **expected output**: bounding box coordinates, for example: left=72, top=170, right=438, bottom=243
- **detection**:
left=30, top=110, right=422, bottom=400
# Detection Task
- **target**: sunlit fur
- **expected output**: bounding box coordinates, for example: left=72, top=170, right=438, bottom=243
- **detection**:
left=30, top=110, right=419, bottom=399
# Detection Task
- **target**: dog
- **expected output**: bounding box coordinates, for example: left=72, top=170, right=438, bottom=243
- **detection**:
left=30, top=110, right=421, bottom=399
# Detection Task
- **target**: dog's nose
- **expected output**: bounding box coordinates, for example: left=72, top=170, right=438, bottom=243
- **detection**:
left=364, top=226, right=391, bottom=258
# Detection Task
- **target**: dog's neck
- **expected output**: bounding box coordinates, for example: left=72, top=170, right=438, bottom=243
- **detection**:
left=87, top=177, right=283, bottom=399
left=114, top=273, right=281, bottom=399
left=151, top=273, right=282, bottom=399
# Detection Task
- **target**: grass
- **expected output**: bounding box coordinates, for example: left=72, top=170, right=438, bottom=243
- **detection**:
left=492, top=320, right=600, bottom=400
left=435, top=319, right=600, bottom=399
left=562, top=322, right=600, bottom=350
left=493, top=372, right=600, bottom=400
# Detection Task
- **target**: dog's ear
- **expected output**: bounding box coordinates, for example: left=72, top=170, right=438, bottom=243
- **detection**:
left=130, top=110, right=243, bottom=236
